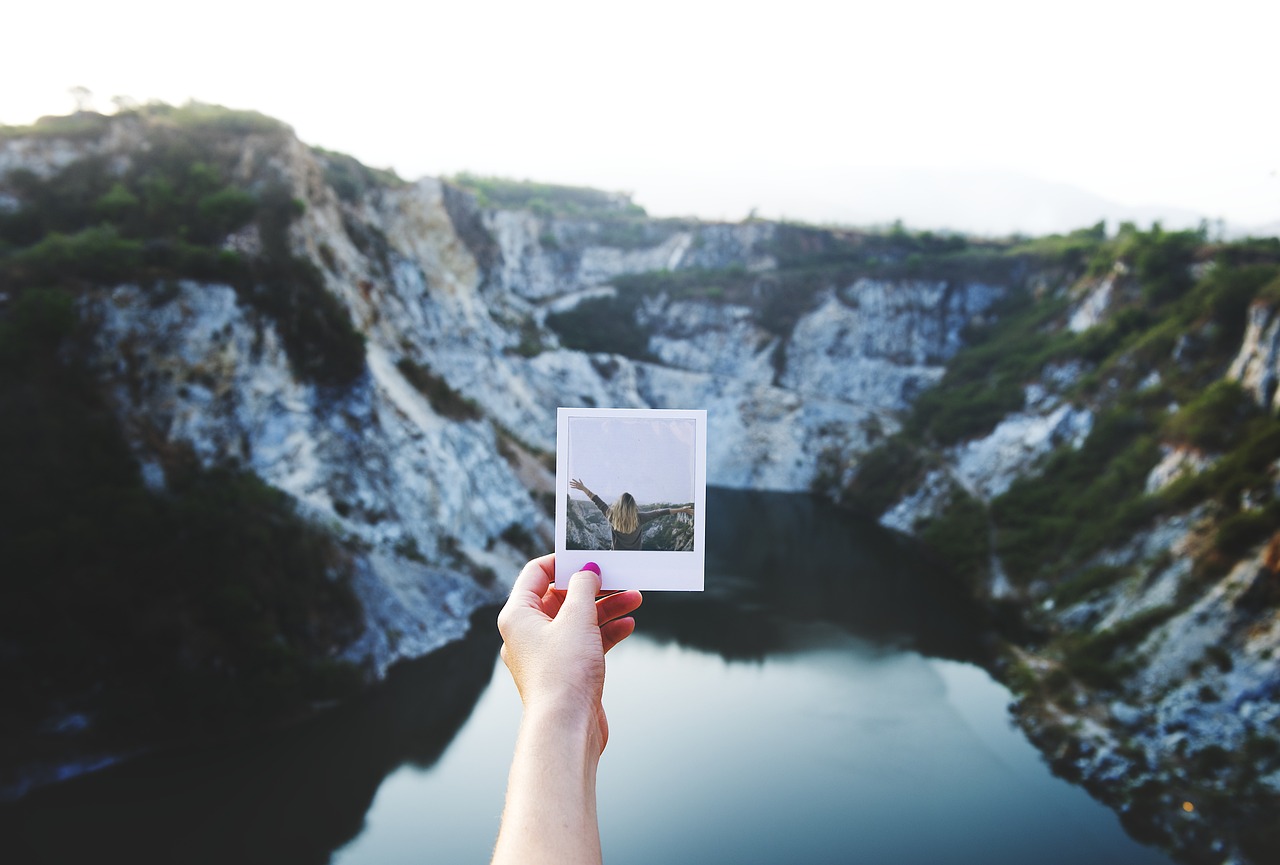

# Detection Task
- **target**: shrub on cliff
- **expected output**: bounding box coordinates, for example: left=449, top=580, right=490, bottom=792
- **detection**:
left=0, top=114, right=366, bottom=387
left=0, top=290, right=364, bottom=758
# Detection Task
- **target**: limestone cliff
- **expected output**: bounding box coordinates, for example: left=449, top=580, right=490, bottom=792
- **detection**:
left=0, top=107, right=1013, bottom=703
left=3, top=107, right=1277, bottom=864
left=841, top=241, right=1280, bottom=863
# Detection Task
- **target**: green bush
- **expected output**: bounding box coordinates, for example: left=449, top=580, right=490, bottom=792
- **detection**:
left=450, top=173, right=646, bottom=219
left=1164, top=381, right=1258, bottom=452
left=918, top=488, right=990, bottom=586
left=1120, top=223, right=1203, bottom=305
left=8, top=225, right=143, bottom=284
left=1163, top=419, right=1280, bottom=511
left=1, top=115, right=366, bottom=386
left=248, top=254, right=366, bottom=386
left=1214, top=505, right=1280, bottom=558
left=0, top=297, right=364, bottom=743
left=904, top=289, right=1079, bottom=445
left=1051, top=564, right=1129, bottom=607
left=315, top=147, right=405, bottom=203
left=396, top=357, right=480, bottom=420
left=546, top=294, right=654, bottom=360
left=1060, top=605, right=1176, bottom=689
left=841, top=436, right=927, bottom=516
left=993, top=408, right=1162, bottom=584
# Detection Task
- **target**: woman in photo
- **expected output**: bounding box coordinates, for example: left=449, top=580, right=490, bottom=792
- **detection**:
left=569, top=478, right=693, bottom=551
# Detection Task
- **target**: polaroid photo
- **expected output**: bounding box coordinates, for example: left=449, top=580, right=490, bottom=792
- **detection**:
left=555, top=407, right=707, bottom=591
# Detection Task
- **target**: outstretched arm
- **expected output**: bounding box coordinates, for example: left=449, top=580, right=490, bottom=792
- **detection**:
left=637, top=504, right=694, bottom=525
left=492, top=555, right=643, bottom=865
left=571, top=479, right=609, bottom=517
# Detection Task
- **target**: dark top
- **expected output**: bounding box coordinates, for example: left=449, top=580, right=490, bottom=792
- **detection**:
left=590, top=494, right=675, bottom=551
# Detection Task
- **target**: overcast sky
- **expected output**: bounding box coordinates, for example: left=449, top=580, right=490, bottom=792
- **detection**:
left=567, top=417, right=696, bottom=505
left=4, top=1, right=1277, bottom=235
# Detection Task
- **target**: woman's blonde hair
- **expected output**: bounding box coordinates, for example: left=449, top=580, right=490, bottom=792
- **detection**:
left=607, top=493, right=638, bottom=534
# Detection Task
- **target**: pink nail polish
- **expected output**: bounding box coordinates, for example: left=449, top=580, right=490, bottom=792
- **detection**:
left=581, top=561, right=601, bottom=575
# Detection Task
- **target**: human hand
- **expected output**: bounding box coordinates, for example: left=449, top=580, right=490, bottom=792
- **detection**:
left=496, top=554, right=642, bottom=753
left=569, top=478, right=590, bottom=496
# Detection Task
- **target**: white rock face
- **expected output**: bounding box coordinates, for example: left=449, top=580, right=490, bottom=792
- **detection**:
left=343, top=553, right=503, bottom=677
left=1144, top=445, right=1216, bottom=494
left=1068, top=275, right=1116, bottom=332
left=1132, top=550, right=1280, bottom=753
left=1228, top=302, right=1280, bottom=412
left=949, top=402, right=1094, bottom=500
left=879, top=469, right=954, bottom=533
left=485, top=212, right=775, bottom=301
left=6, top=127, right=1024, bottom=673
left=639, top=296, right=777, bottom=384
left=781, top=280, right=1004, bottom=413
left=82, top=281, right=524, bottom=670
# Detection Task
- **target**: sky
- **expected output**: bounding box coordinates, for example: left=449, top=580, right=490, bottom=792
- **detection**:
left=4, top=1, right=1277, bottom=236
left=567, top=417, right=695, bottom=504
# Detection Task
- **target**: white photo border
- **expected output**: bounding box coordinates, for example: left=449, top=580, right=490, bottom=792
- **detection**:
left=555, top=407, right=707, bottom=591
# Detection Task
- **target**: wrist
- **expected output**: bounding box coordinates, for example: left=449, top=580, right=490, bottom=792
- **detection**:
left=522, top=697, right=604, bottom=761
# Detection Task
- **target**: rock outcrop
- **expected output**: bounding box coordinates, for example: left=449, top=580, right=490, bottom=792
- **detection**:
left=1229, top=301, right=1280, bottom=412
left=0, top=115, right=1014, bottom=677
left=4, top=110, right=1277, bottom=863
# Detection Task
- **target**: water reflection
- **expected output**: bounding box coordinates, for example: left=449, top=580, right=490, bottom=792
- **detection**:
left=0, top=490, right=1169, bottom=865
left=644, top=489, right=988, bottom=663
left=0, top=618, right=502, bottom=865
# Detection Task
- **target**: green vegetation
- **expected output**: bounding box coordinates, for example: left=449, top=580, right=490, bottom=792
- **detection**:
left=917, top=489, right=990, bottom=588
left=1050, top=564, right=1130, bottom=607
left=1164, top=381, right=1258, bottom=452
left=314, top=147, right=406, bottom=203
left=836, top=436, right=927, bottom=517
left=546, top=293, right=656, bottom=360
left=0, top=104, right=365, bottom=386
left=1059, top=605, right=1177, bottom=689
left=992, top=406, right=1163, bottom=585
left=0, top=286, right=364, bottom=757
left=395, top=358, right=481, bottom=420
left=450, top=173, right=646, bottom=220
left=843, top=223, right=1280, bottom=597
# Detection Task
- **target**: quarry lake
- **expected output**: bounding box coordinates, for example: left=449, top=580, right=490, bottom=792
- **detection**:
left=3, top=490, right=1172, bottom=865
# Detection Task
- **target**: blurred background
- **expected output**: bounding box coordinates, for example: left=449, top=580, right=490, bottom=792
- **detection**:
left=4, top=0, right=1278, bottom=235
left=2, top=2, right=1278, bottom=864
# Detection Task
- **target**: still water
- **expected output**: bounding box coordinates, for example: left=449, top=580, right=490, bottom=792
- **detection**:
left=4, top=490, right=1172, bottom=864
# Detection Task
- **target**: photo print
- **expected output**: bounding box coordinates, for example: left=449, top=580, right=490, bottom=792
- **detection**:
left=555, top=407, right=707, bottom=591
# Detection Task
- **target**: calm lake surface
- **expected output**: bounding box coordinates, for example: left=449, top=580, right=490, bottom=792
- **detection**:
left=3, top=490, right=1173, bottom=865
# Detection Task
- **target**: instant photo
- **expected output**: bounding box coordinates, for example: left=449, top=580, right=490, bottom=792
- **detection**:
left=555, top=407, right=707, bottom=591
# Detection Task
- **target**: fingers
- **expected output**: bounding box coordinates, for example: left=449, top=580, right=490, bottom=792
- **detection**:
left=540, top=583, right=566, bottom=618
left=508, top=554, right=555, bottom=603
left=596, top=589, right=642, bottom=626
left=563, top=569, right=603, bottom=625
left=601, top=616, right=636, bottom=653
left=497, top=555, right=555, bottom=638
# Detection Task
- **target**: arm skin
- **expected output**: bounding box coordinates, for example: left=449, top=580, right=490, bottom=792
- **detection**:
left=637, top=505, right=694, bottom=526
left=570, top=479, right=609, bottom=518
left=492, top=554, right=643, bottom=865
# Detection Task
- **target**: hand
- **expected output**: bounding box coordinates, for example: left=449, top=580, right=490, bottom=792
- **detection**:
left=496, top=554, right=642, bottom=753
left=569, top=478, right=592, bottom=497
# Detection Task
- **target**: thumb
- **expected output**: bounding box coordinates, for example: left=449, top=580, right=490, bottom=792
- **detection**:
left=564, top=568, right=602, bottom=624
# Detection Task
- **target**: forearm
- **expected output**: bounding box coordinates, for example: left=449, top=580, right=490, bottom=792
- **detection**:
left=492, top=701, right=603, bottom=865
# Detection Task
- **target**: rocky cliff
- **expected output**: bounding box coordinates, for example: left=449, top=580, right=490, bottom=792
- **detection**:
left=2, top=106, right=1277, bottom=862
left=0, top=106, right=1014, bottom=792
left=836, top=236, right=1280, bottom=863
